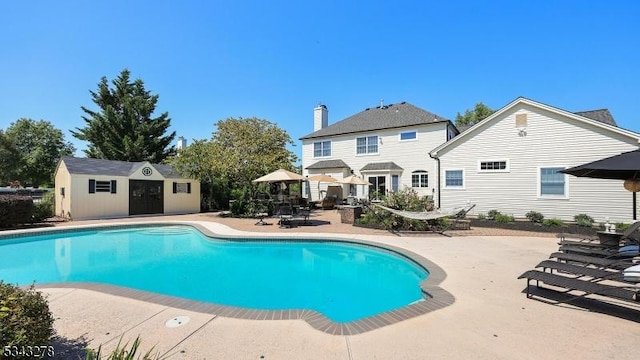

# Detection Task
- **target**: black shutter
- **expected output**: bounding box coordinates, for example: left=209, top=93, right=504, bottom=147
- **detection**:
left=111, top=180, right=117, bottom=194
left=89, top=179, right=95, bottom=193
left=173, top=182, right=177, bottom=194
left=187, top=182, right=191, bottom=194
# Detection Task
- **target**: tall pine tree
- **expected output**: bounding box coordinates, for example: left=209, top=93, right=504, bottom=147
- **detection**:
left=72, top=69, right=175, bottom=163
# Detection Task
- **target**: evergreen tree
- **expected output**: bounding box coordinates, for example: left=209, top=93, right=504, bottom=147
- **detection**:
left=72, top=69, right=175, bottom=163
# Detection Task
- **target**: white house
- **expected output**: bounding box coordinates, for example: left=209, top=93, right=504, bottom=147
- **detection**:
left=429, top=97, right=640, bottom=223
left=54, top=157, right=200, bottom=220
left=300, top=102, right=458, bottom=201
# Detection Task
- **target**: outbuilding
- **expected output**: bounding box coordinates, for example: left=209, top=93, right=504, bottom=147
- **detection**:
left=54, top=156, right=200, bottom=220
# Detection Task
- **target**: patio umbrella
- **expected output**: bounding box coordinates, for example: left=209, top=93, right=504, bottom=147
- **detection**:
left=338, top=175, right=372, bottom=185
left=561, top=148, right=640, bottom=219
left=307, top=174, right=338, bottom=183
left=338, top=175, right=372, bottom=198
left=252, top=169, right=307, bottom=183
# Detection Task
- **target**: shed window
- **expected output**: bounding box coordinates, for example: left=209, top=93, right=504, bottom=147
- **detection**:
left=89, top=179, right=116, bottom=193
left=173, top=182, right=192, bottom=194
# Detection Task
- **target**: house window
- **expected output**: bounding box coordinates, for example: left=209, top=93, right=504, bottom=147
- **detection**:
left=89, top=179, right=117, bottom=194
left=173, top=182, right=192, bottom=194
left=356, top=136, right=378, bottom=155
left=445, top=170, right=464, bottom=188
left=411, top=171, right=428, bottom=188
left=540, top=167, right=566, bottom=196
left=313, top=141, right=331, bottom=157
left=479, top=160, right=509, bottom=172
left=391, top=175, right=399, bottom=191
left=400, top=131, right=417, bottom=141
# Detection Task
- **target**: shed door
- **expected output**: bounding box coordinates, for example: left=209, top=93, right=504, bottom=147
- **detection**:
left=129, top=180, right=164, bottom=215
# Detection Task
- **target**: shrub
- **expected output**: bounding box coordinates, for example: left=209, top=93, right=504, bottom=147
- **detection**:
left=86, top=336, right=163, bottom=360
left=615, top=222, right=631, bottom=232
left=543, top=218, right=565, bottom=227
left=487, top=209, right=501, bottom=220
left=525, top=211, right=544, bottom=223
left=32, top=191, right=54, bottom=223
left=0, top=195, right=34, bottom=228
left=0, top=282, right=55, bottom=356
left=477, top=213, right=486, bottom=220
left=494, top=213, right=515, bottom=223
left=573, top=213, right=594, bottom=227
left=358, top=187, right=432, bottom=231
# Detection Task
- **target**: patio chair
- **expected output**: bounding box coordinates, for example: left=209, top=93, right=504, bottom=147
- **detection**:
left=277, top=204, right=294, bottom=228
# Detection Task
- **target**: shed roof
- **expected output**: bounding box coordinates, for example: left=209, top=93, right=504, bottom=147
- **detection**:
left=300, top=102, right=452, bottom=140
left=60, top=157, right=183, bottom=178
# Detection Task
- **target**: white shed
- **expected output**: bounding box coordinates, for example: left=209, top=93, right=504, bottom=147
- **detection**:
left=429, top=97, right=640, bottom=223
left=54, top=157, right=200, bottom=220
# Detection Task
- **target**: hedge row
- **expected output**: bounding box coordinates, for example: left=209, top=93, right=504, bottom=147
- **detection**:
left=0, top=195, right=34, bottom=228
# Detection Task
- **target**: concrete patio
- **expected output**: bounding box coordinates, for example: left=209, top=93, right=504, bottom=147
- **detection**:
left=16, top=211, right=640, bottom=359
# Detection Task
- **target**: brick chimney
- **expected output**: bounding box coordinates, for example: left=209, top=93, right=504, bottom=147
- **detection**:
left=314, top=104, right=328, bottom=131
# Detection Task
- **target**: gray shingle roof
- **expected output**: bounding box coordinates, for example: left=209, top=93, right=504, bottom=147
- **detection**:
left=300, top=102, right=450, bottom=140
left=360, top=162, right=403, bottom=171
left=60, top=157, right=183, bottom=178
left=305, top=159, right=350, bottom=169
left=574, top=109, right=617, bottom=127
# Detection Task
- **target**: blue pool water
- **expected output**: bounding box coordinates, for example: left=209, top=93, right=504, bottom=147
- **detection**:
left=0, top=226, right=428, bottom=322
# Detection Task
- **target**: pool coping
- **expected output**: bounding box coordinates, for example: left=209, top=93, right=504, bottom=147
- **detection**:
left=2, top=221, right=455, bottom=335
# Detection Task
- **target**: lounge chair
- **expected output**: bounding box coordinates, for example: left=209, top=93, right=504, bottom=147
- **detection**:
left=518, top=269, right=640, bottom=302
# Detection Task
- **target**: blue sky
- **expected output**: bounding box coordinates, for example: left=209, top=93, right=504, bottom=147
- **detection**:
left=1, top=1, right=638, bottom=162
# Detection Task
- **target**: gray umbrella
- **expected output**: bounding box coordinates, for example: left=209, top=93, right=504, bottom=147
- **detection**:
left=561, top=148, right=640, bottom=219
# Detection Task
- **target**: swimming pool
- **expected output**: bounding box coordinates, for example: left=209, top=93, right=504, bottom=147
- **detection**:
left=0, top=225, right=429, bottom=323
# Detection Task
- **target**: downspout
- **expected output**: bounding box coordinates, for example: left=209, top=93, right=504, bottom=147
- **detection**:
left=429, top=152, right=441, bottom=209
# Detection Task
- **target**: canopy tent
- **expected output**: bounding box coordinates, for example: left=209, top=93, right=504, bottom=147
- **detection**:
left=561, top=149, right=640, bottom=220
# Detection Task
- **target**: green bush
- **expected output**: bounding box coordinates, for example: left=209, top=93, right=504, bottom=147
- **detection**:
left=573, top=213, right=594, bottom=227
left=494, top=213, right=515, bottom=223
left=0, top=282, right=55, bottom=357
left=615, top=222, right=631, bottom=232
left=86, top=336, right=163, bottom=360
left=0, top=195, right=34, bottom=228
left=32, top=191, right=54, bottom=223
left=487, top=209, right=501, bottom=220
left=543, top=218, right=565, bottom=227
left=477, top=213, right=486, bottom=220
left=525, top=211, right=544, bottom=223
left=358, top=187, right=432, bottom=231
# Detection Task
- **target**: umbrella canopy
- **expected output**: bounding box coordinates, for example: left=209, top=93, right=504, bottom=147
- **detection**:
left=561, top=148, right=640, bottom=220
left=561, top=149, right=640, bottom=180
left=338, top=175, right=372, bottom=185
left=252, top=169, right=307, bottom=183
left=307, top=174, right=338, bottom=183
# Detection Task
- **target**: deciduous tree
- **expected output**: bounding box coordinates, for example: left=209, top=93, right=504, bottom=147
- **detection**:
left=3, top=119, right=75, bottom=186
left=72, top=69, right=175, bottom=163
left=455, top=102, right=495, bottom=128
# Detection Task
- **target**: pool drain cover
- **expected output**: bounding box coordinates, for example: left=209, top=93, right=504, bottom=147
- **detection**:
left=165, top=316, right=190, bottom=328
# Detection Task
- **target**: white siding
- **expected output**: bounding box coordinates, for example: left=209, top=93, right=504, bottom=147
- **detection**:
left=437, top=103, right=640, bottom=222
left=302, top=123, right=448, bottom=200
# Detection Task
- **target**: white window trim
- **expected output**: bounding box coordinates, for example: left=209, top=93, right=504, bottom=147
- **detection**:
left=411, top=170, right=429, bottom=188
left=355, top=135, right=380, bottom=156
left=444, top=169, right=465, bottom=190
left=399, top=131, right=418, bottom=142
left=537, top=166, right=569, bottom=199
left=477, top=159, right=510, bottom=173
left=312, top=140, right=332, bottom=158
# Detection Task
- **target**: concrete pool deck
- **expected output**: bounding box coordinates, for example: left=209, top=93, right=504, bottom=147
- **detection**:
left=9, top=211, right=640, bottom=359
